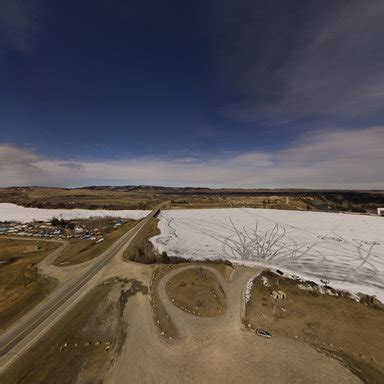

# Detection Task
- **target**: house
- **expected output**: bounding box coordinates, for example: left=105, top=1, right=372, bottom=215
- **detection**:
left=377, top=208, right=384, bottom=216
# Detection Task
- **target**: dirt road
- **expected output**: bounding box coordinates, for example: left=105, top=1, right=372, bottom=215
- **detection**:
left=0, top=206, right=161, bottom=374
left=107, top=264, right=362, bottom=384
left=0, top=235, right=82, bottom=283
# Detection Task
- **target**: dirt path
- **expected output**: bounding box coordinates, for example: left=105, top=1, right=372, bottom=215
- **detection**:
left=2, top=236, right=94, bottom=284
left=105, top=263, right=362, bottom=384
left=157, top=264, right=255, bottom=337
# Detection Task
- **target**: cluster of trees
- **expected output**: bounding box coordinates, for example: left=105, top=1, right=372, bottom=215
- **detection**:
left=50, top=217, right=75, bottom=230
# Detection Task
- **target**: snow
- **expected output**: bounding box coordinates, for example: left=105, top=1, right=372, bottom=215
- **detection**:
left=151, top=208, right=384, bottom=302
left=0, top=203, right=149, bottom=222
left=244, top=277, right=255, bottom=303
left=261, top=276, right=269, bottom=287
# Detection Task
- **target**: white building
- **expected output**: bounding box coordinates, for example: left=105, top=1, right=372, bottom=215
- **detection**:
left=378, top=208, right=384, bottom=216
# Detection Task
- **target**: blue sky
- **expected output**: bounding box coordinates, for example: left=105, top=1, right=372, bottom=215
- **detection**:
left=1, top=0, right=384, bottom=188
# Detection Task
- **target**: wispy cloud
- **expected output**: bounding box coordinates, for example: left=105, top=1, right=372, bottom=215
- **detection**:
left=0, top=0, right=42, bottom=53
left=212, top=0, right=384, bottom=124
left=1, top=127, right=383, bottom=188
left=0, top=144, right=48, bottom=185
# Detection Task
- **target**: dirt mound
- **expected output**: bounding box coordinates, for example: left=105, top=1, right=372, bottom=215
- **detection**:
left=166, top=267, right=226, bottom=317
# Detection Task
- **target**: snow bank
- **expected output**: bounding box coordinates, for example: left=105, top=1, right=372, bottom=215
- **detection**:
left=244, top=277, right=255, bottom=304
left=0, top=203, right=149, bottom=222
left=150, top=208, right=384, bottom=302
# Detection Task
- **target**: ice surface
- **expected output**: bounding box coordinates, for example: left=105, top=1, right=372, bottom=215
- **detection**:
left=0, top=203, right=149, bottom=222
left=151, top=208, right=384, bottom=301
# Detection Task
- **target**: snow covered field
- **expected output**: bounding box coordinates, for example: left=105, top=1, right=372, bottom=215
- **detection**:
left=151, top=208, right=384, bottom=301
left=0, top=203, right=149, bottom=222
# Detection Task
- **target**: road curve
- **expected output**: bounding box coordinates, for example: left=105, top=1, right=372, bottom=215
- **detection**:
left=0, top=235, right=68, bottom=277
left=0, top=205, right=162, bottom=374
left=157, top=264, right=259, bottom=337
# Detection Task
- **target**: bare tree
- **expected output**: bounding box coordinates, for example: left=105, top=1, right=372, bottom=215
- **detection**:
left=221, top=219, right=296, bottom=262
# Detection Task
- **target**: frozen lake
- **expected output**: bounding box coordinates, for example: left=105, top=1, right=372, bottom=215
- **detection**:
left=151, top=208, right=384, bottom=301
left=0, top=203, right=149, bottom=222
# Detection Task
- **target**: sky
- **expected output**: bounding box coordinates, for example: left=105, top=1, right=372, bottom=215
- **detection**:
left=0, top=0, right=383, bottom=189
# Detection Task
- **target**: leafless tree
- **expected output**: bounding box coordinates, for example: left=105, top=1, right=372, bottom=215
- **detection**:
left=221, top=219, right=296, bottom=262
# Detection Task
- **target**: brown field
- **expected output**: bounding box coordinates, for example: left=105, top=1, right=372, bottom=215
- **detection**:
left=54, top=218, right=137, bottom=265
left=170, top=194, right=308, bottom=210
left=0, top=186, right=382, bottom=214
left=0, top=277, right=143, bottom=384
left=0, top=187, right=159, bottom=210
left=245, top=271, right=384, bottom=384
left=0, top=238, right=60, bottom=330
left=166, top=267, right=226, bottom=317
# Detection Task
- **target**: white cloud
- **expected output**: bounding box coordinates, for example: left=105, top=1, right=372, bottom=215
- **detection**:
left=0, top=127, right=383, bottom=189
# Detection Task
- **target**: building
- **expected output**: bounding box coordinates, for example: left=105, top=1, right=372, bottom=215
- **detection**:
left=378, top=208, right=384, bottom=216
left=271, top=290, right=287, bottom=300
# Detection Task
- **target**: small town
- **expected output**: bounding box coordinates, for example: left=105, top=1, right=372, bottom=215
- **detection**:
left=0, top=218, right=127, bottom=243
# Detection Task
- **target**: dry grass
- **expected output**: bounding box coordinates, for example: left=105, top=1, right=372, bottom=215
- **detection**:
left=170, top=195, right=302, bottom=210
left=0, top=238, right=60, bottom=330
left=1, top=186, right=382, bottom=213
left=0, top=187, right=162, bottom=210
left=123, top=217, right=160, bottom=264
left=166, top=267, right=226, bottom=317
left=1, top=277, right=143, bottom=384
left=207, top=263, right=234, bottom=280
left=150, top=265, right=179, bottom=339
left=245, top=271, right=384, bottom=383
left=54, top=218, right=137, bottom=265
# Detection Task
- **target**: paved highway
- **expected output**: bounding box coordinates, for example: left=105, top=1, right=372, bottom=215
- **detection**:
left=0, top=205, right=162, bottom=374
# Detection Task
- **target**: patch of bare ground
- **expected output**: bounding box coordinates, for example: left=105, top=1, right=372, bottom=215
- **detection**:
left=1, top=186, right=382, bottom=213
left=166, top=267, right=226, bottom=317
left=172, top=195, right=310, bottom=210
left=207, top=263, right=234, bottom=280
left=0, top=238, right=60, bottom=330
left=150, top=265, right=179, bottom=339
left=245, top=270, right=384, bottom=384
left=53, top=218, right=137, bottom=265
left=123, top=217, right=162, bottom=263
left=0, top=187, right=161, bottom=210
left=1, top=277, right=148, bottom=384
